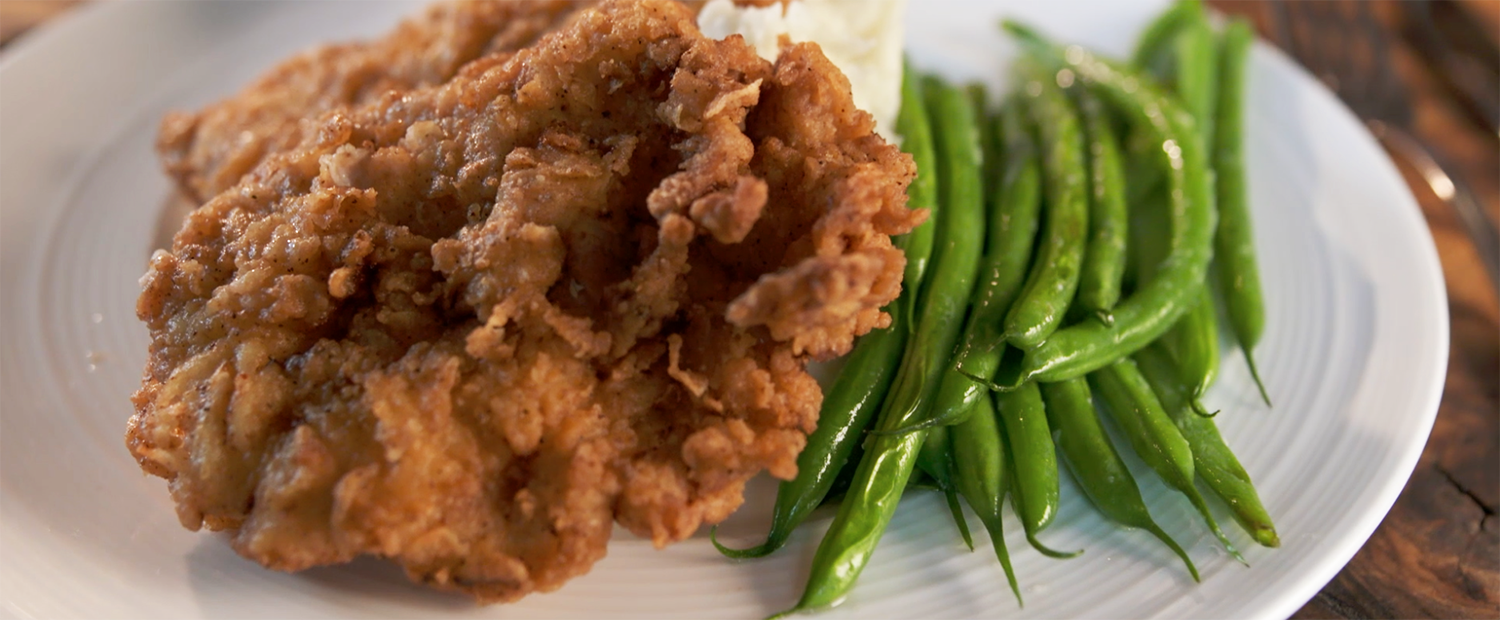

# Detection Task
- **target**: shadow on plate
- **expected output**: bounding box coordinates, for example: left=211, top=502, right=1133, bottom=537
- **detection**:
left=186, top=534, right=474, bottom=614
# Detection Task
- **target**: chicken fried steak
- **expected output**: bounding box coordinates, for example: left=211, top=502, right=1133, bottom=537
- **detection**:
left=129, top=0, right=919, bottom=603
left=155, top=1, right=774, bottom=205
left=157, top=0, right=595, bottom=204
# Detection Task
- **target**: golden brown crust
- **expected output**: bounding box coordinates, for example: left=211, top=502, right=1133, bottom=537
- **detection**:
left=131, top=0, right=917, bottom=603
left=157, top=0, right=596, bottom=204
left=153, top=0, right=780, bottom=204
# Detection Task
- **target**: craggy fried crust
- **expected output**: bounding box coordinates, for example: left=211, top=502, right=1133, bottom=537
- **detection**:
left=130, top=0, right=918, bottom=603
left=152, top=0, right=789, bottom=204
left=157, top=0, right=596, bottom=204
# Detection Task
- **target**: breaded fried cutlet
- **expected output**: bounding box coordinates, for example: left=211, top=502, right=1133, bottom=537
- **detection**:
left=155, top=1, right=792, bottom=204
left=130, top=0, right=919, bottom=603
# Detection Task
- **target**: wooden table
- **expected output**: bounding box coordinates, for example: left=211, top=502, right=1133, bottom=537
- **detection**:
left=3, top=1, right=1496, bottom=617
left=1203, top=2, right=1500, bottom=617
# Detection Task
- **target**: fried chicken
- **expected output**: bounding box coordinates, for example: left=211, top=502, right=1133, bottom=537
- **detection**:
left=153, top=0, right=788, bottom=205
left=129, top=0, right=919, bottom=603
left=157, top=0, right=596, bottom=204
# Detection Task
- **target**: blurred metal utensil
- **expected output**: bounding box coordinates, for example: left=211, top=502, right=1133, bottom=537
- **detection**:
left=1272, top=1, right=1500, bottom=292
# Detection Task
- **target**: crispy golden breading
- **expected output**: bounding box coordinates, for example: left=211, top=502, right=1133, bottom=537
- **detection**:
left=129, top=0, right=917, bottom=603
left=157, top=0, right=595, bottom=204
left=152, top=0, right=792, bottom=204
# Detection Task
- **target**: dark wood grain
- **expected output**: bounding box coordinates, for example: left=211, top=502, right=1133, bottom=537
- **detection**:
left=1210, top=1, right=1500, bottom=618
left=3, top=1, right=1496, bottom=617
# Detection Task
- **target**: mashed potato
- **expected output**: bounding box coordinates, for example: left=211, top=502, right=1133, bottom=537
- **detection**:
left=697, top=0, right=908, bottom=138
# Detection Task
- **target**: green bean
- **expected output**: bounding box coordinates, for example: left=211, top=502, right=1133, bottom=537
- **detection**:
left=1075, top=88, right=1129, bottom=324
left=1135, top=343, right=1280, bottom=547
left=713, top=66, right=940, bottom=559
left=1004, top=57, right=1089, bottom=350
left=1172, top=6, right=1219, bottom=144
left=1131, top=0, right=1202, bottom=76
left=712, top=295, right=902, bottom=558
left=876, top=96, right=1043, bottom=436
left=1120, top=143, right=1160, bottom=293
left=967, top=83, right=992, bottom=135
left=1215, top=19, right=1272, bottom=406
left=1129, top=183, right=1221, bottom=403
left=987, top=99, right=1047, bottom=317
left=816, top=430, right=866, bottom=507
left=1127, top=167, right=1171, bottom=290
left=1127, top=0, right=1198, bottom=249
left=952, top=96, right=1044, bottom=382
left=1120, top=158, right=1164, bottom=296
left=1129, top=0, right=1210, bottom=252
left=1122, top=126, right=1168, bottom=225
left=897, top=59, right=939, bottom=330
left=917, top=425, right=976, bottom=551
left=971, top=84, right=1004, bottom=202
left=775, top=76, right=987, bottom=617
left=1038, top=378, right=1200, bottom=581
left=994, top=23, right=1216, bottom=386
left=1090, top=358, right=1244, bottom=563
left=995, top=382, right=1079, bottom=558
left=820, top=444, right=932, bottom=507
left=1169, top=290, right=1221, bottom=399
left=1156, top=4, right=1224, bottom=400
left=950, top=394, right=1022, bottom=605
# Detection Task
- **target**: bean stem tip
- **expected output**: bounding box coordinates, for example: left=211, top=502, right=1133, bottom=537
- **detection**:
left=710, top=525, right=780, bottom=559
left=1242, top=348, right=1272, bottom=407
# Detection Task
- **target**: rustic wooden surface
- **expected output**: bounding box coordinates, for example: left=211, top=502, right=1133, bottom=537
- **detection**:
left=3, top=1, right=1497, bottom=618
left=1208, top=1, right=1500, bottom=618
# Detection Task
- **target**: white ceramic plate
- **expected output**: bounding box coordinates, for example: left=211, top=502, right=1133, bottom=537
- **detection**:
left=0, top=1, right=1447, bottom=618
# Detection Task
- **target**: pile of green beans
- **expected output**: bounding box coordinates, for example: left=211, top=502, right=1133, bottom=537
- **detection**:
left=775, top=73, right=987, bottom=618
left=716, top=2, right=1278, bottom=615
